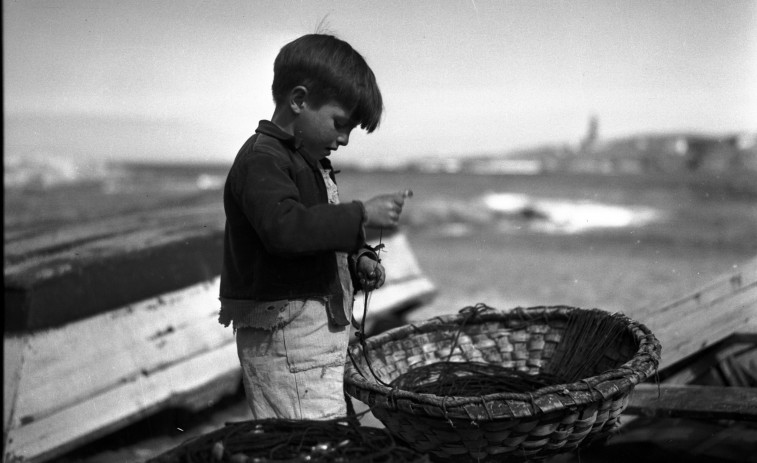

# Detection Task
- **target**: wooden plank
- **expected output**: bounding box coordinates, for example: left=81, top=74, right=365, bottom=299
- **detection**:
left=635, top=255, right=757, bottom=372
left=4, top=234, right=224, bottom=332
left=654, top=289, right=757, bottom=370
left=636, top=255, right=757, bottom=319
left=626, top=384, right=757, bottom=422
left=642, top=281, right=757, bottom=338
left=721, top=355, right=751, bottom=387
left=11, top=278, right=229, bottom=425
left=4, top=204, right=224, bottom=332
left=3, top=336, right=26, bottom=455
left=5, top=205, right=223, bottom=278
left=4, top=203, right=221, bottom=261
left=729, top=332, right=757, bottom=344
left=661, top=341, right=756, bottom=385
left=4, top=342, right=240, bottom=463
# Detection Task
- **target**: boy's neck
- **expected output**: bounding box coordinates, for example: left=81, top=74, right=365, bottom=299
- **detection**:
left=270, top=106, right=296, bottom=136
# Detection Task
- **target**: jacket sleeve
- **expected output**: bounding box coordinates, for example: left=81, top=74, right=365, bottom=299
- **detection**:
left=233, top=150, right=366, bottom=257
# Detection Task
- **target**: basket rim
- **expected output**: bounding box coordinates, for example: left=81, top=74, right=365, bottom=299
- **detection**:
left=345, top=305, right=661, bottom=415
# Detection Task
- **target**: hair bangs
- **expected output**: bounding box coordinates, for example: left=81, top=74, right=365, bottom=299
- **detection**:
left=349, top=65, right=383, bottom=133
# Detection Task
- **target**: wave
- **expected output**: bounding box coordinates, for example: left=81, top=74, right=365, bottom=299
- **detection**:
left=485, top=193, right=660, bottom=233
left=404, top=192, right=662, bottom=236
left=4, top=153, right=112, bottom=189
left=4, top=155, right=227, bottom=193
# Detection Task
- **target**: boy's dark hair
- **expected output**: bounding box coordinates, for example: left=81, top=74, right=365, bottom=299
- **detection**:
left=272, top=34, right=383, bottom=133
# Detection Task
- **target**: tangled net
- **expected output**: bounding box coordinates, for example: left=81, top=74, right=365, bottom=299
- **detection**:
left=390, top=361, right=565, bottom=395
left=150, top=416, right=427, bottom=463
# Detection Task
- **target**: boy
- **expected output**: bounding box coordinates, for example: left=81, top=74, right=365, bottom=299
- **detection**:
left=218, top=33, right=409, bottom=420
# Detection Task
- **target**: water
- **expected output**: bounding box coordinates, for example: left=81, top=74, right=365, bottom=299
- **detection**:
left=6, top=160, right=755, bottom=314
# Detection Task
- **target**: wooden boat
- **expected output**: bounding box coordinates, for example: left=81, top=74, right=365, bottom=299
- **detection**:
left=3, top=198, right=436, bottom=463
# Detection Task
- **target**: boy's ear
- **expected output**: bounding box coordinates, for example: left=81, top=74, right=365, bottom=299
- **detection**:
left=288, top=86, right=309, bottom=114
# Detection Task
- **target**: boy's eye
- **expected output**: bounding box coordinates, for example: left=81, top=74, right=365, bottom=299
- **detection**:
left=334, top=119, right=356, bottom=131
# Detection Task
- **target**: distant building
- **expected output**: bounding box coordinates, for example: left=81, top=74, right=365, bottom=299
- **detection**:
left=580, top=133, right=751, bottom=174
left=578, top=115, right=599, bottom=154
left=464, top=158, right=541, bottom=175
left=411, top=156, right=463, bottom=173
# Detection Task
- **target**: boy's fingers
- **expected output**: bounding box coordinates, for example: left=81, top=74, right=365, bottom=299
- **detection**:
left=393, top=189, right=412, bottom=204
left=389, top=190, right=412, bottom=213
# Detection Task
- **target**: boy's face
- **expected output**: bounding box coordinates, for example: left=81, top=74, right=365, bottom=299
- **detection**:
left=295, top=100, right=356, bottom=159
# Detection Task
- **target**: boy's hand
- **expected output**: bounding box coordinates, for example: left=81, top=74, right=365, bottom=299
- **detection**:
left=363, top=190, right=413, bottom=228
left=357, top=256, right=385, bottom=291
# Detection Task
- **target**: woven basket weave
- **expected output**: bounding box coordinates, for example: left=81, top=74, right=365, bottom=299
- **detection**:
left=344, top=305, right=661, bottom=462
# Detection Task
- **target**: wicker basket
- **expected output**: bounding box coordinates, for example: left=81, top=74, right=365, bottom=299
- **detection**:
left=344, top=305, right=661, bottom=462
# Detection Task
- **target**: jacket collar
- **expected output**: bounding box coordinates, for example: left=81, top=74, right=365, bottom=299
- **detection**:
left=255, top=120, right=325, bottom=169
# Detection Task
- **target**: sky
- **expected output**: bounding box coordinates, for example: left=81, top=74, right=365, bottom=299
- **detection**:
left=3, top=0, right=757, bottom=166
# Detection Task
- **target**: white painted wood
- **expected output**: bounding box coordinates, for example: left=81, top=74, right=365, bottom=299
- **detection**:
left=10, top=278, right=230, bottom=427
left=3, top=335, right=27, bottom=456
left=370, top=232, right=426, bottom=281
left=636, top=256, right=757, bottom=318
left=4, top=342, right=239, bottom=463
left=639, top=255, right=757, bottom=371
left=655, top=291, right=757, bottom=370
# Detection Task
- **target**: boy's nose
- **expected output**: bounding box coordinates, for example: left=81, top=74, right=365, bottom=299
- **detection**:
left=337, top=132, right=349, bottom=146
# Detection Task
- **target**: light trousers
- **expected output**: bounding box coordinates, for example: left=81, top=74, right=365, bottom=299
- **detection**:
left=235, top=299, right=352, bottom=420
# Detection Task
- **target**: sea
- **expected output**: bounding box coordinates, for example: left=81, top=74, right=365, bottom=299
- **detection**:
left=5, top=155, right=757, bottom=461
left=6, top=154, right=756, bottom=322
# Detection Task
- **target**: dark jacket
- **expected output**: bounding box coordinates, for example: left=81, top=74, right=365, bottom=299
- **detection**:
left=218, top=121, right=368, bottom=327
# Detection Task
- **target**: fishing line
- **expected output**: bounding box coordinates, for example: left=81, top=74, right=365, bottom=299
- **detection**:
left=352, top=190, right=412, bottom=387
left=352, top=226, right=392, bottom=388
